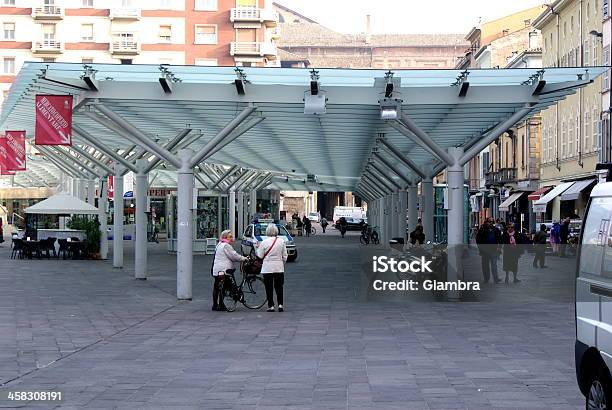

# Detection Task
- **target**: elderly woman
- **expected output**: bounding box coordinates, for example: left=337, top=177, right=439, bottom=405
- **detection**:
left=212, top=230, right=247, bottom=311
left=256, top=223, right=288, bottom=312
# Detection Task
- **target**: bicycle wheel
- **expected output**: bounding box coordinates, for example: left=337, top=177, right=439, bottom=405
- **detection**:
left=242, top=276, right=267, bottom=309
left=310, top=227, right=316, bottom=236
left=359, top=234, right=369, bottom=245
left=371, top=232, right=380, bottom=245
left=222, top=280, right=239, bottom=312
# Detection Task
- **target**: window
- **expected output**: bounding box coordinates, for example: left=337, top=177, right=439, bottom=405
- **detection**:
left=42, top=24, right=56, bottom=40
left=82, top=58, right=93, bottom=64
left=585, top=39, right=590, bottom=66
left=81, top=24, right=93, bottom=41
left=82, top=0, right=93, bottom=6
left=195, top=0, right=217, bottom=10
left=3, top=0, right=15, bottom=5
left=571, top=15, right=574, bottom=33
left=561, top=120, right=567, bottom=158
left=194, top=25, right=217, bottom=44
left=194, top=58, right=217, bottom=66
left=3, top=57, right=15, bottom=74
left=159, top=25, right=171, bottom=42
left=563, top=21, right=567, bottom=38
left=576, top=111, right=580, bottom=155
left=593, top=36, right=598, bottom=66
left=120, top=59, right=132, bottom=65
left=42, top=57, right=55, bottom=62
left=3, top=22, right=15, bottom=40
left=542, top=128, right=548, bottom=163
left=594, top=108, right=600, bottom=152
left=585, top=110, right=591, bottom=153
left=569, top=119, right=575, bottom=155
left=604, top=46, right=611, bottom=91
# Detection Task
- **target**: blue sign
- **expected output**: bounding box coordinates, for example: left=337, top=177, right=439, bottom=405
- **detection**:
left=123, top=191, right=134, bottom=198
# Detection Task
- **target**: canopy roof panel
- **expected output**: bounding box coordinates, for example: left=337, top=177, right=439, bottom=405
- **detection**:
left=1, top=62, right=606, bottom=196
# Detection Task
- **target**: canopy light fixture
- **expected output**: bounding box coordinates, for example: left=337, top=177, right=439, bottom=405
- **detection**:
left=234, top=67, right=249, bottom=95
left=310, top=69, right=320, bottom=95
left=304, top=91, right=327, bottom=115
left=379, top=98, right=402, bottom=120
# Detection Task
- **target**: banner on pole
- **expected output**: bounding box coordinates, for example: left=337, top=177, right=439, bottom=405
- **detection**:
left=35, top=95, right=73, bottom=145
left=5, top=130, right=26, bottom=171
left=0, top=138, right=15, bottom=175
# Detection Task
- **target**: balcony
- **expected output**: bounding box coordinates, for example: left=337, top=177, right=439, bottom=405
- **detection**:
left=110, top=8, right=141, bottom=20
left=230, top=7, right=278, bottom=27
left=32, top=5, right=64, bottom=19
left=270, top=27, right=281, bottom=40
left=485, top=168, right=517, bottom=185
left=110, top=39, right=140, bottom=55
left=230, top=42, right=277, bottom=58
left=32, top=39, right=63, bottom=54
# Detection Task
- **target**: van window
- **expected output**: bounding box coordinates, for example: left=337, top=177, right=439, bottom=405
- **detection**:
left=580, top=197, right=612, bottom=276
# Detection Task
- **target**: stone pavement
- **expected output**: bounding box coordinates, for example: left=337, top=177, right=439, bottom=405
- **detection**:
left=0, top=230, right=584, bottom=409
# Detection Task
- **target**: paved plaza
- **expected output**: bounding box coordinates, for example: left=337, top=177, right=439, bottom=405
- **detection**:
left=0, top=229, right=584, bottom=409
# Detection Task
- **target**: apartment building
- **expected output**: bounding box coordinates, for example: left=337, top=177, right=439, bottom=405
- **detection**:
left=0, top=0, right=279, bottom=104
left=459, top=6, right=546, bottom=232
left=602, top=0, right=611, bottom=162
left=533, top=0, right=603, bottom=221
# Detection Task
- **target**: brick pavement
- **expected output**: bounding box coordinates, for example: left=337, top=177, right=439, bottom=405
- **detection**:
left=0, top=230, right=584, bottom=409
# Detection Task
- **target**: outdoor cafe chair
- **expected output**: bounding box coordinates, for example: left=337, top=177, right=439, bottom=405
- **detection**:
left=10, top=238, right=23, bottom=259
left=57, top=239, right=70, bottom=260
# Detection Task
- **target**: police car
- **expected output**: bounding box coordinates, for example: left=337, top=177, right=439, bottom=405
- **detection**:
left=241, top=219, right=297, bottom=262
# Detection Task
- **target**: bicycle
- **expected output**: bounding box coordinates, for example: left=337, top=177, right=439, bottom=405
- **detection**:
left=304, top=226, right=316, bottom=236
left=360, top=225, right=380, bottom=245
left=221, top=257, right=267, bottom=312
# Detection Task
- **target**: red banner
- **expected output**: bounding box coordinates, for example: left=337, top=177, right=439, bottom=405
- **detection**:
left=0, top=138, right=15, bottom=175
left=108, top=175, right=114, bottom=199
left=35, top=95, right=73, bottom=146
left=4, top=130, right=26, bottom=171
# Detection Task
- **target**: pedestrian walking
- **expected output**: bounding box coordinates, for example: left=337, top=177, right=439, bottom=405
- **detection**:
left=550, top=221, right=560, bottom=254
left=303, top=215, right=312, bottom=237
left=321, top=217, right=328, bottom=233
left=409, top=225, right=425, bottom=245
left=501, top=223, right=524, bottom=283
left=476, top=217, right=502, bottom=284
left=211, top=230, right=247, bottom=311
left=559, top=217, right=570, bottom=257
left=256, top=223, right=288, bottom=312
left=532, top=224, right=548, bottom=268
left=338, top=217, right=348, bottom=238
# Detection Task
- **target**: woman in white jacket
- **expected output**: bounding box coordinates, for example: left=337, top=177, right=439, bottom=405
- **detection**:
left=256, top=224, right=288, bottom=312
left=212, top=230, right=247, bottom=311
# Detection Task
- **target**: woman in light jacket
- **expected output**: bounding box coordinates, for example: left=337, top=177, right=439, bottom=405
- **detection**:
left=212, top=230, right=247, bottom=311
left=256, top=223, right=288, bottom=312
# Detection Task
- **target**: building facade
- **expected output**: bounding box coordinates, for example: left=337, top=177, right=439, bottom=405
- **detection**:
left=533, top=0, right=603, bottom=221
left=273, top=2, right=468, bottom=69
left=0, top=0, right=280, bottom=105
left=459, top=6, right=545, bottom=232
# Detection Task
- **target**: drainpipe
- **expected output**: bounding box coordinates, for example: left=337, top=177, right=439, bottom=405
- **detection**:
left=578, top=0, right=585, bottom=167
left=552, top=6, right=562, bottom=171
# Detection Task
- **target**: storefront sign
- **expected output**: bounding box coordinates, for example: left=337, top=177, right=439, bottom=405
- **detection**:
left=4, top=131, right=26, bottom=171
left=35, top=95, right=73, bottom=146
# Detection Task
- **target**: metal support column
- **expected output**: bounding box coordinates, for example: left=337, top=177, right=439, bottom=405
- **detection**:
left=422, top=177, right=434, bottom=243
left=249, top=190, right=257, bottom=219
left=399, top=189, right=408, bottom=242
left=87, top=180, right=96, bottom=205
left=134, top=159, right=148, bottom=280
left=99, top=176, right=108, bottom=260
left=446, top=147, right=465, bottom=301
left=229, top=190, right=236, bottom=236
left=407, top=184, right=418, bottom=235
left=237, top=191, right=245, bottom=237
left=176, top=149, right=194, bottom=300
left=113, top=165, right=124, bottom=268
left=391, top=191, right=399, bottom=239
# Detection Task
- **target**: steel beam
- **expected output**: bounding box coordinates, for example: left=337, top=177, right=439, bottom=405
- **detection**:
left=209, top=165, right=239, bottom=191
left=92, top=104, right=182, bottom=168
left=73, top=125, right=138, bottom=173
left=368, top=162, right=401, bottom=191
left=189, top=105, right=257, bottom=168
left=396, top=116, right=455, bottom=165
left=372, top=153, right=413, bottom=187
left=69, top=144, right=115, bottom=175
left=377, top=138, right=426, bottom=179
left=145, top=128, right=192, bottom=173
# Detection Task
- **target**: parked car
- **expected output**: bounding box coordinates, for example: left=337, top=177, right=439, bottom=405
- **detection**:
left=308, top=212, right=320, bottom=223
left=240, top=219, right=297, bottom=262
left=334, top=217, right=366, bottom=231
left=575, top=182, right=612, bottom=407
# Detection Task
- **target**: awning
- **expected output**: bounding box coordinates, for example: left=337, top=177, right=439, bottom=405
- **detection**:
left=25, top=193, right=99, bottom=215
left=532, top=182, right=574, bottom=213
left=528, top=186, right=552, bottom=201
left=499, top=192, right=523, bottom=212
left=560, top=179, right=596, bottom=201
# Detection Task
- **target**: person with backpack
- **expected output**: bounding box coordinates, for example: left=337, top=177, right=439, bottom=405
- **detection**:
left=256, top=224, right=288, bottom=312
left=321, top=217, right=328, bottom=233
left=211, top=230, right=247, bottom=311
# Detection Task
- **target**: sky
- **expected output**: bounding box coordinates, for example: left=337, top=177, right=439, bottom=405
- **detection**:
left=275, top=0, right=549, bottom=34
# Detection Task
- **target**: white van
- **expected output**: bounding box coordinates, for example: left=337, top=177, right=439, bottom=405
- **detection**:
left=576, top=181, right=612, bottom=408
